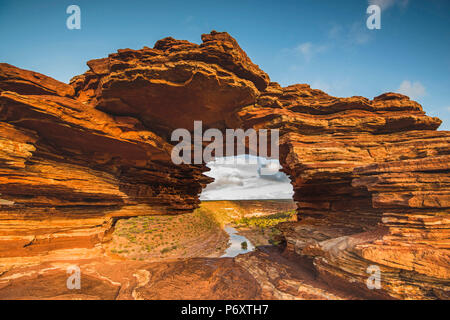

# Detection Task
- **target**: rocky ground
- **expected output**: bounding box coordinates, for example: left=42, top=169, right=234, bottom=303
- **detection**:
left=0, top=251, right=339, bottom=300
left=0, top=200, right=369, bottom=300
left=0, top=247, right=369, bottom=300
left=104, top=208, right=228, bottom=260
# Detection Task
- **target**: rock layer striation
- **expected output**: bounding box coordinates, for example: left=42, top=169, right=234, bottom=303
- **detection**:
left=0, top=31, right=448, bottom=299
left=238, top=83, right=448, bottom=299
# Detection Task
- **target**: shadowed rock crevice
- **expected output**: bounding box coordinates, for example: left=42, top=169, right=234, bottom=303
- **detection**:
left=0, top=31, right=448, bottom=300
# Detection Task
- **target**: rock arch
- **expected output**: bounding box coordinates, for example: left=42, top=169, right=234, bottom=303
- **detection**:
left=0, top=31, right=448, bottom=299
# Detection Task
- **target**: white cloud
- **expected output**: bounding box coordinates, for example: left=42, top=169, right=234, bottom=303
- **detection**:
left=368, top=0, right=409, bottom=11
left=286, top=22, right=372, bottom=63
left=294, top=42, right=327, bottom=62
left=328, top=1, right=410, bottom=47
left=200, top=156, right=293, bottom=200
left=349, top=22, right=371, bottom=45
left=397, top=80, right=426, bottom=99
left=310, top=78, right=351, bottom=97
left=311, top=80, right=331, bottom=93
left=296, top=42, right=312, bottom=59
left=326, top=22, right=372, bottom=47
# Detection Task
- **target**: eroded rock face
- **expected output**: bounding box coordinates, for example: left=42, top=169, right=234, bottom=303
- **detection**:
left=71, top=30, right=269, bottom=135
left=238, top=83, right=449, bottom=299
left=0, top=31, right=448, bottom=299
left=0, top=250, right=364, bottom=300
left=0, top=62, right=213, bottom=265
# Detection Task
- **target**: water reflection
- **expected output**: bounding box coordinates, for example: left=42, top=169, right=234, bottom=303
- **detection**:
left=221, top=225, right=255, bottom=257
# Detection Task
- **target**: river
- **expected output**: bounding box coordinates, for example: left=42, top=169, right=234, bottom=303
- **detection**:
left=221, top=225, right=255, bottom=257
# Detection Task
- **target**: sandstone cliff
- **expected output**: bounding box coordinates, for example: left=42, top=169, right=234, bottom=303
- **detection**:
left=239, top=83, right=448, bottom=299
left=0, top=31, right=448, bottom=299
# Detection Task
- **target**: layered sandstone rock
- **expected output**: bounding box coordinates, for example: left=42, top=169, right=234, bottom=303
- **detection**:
left=238, top=83, right=449, bottom=299
left=0, top=32, right=448, bottom=299
left=70, top=30, right=269, bottom=134
left=0, top=249, right=363, bottom=300
left=0, top=64, right=212, bottom=267
left=0, top=31, right=269, bottom=269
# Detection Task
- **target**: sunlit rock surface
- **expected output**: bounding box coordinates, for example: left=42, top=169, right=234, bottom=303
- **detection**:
left=238, top=83, right=448, bottom=299
left=0, top=31, right=448, bottom=299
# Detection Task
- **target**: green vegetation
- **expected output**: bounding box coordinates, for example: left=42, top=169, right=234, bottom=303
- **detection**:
left=107, top=205, right=226, bottom=260
left=236, top=210, right=296, bottom=229
left=235, top=210, right=296, bottom=246
left=107, top=201, right=296, bottom=261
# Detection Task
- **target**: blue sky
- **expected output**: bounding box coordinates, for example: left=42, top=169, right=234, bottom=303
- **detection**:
left=0, top=0, right=449, bottom=129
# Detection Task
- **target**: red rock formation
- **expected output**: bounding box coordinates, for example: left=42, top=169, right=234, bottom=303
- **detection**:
left=238, top=83, right=449, bottom=299
left=0, top=32, right=448, bottom=299
left=70, top=31, right=269, bottom=134
left=0, top=63, right=212, bottom=264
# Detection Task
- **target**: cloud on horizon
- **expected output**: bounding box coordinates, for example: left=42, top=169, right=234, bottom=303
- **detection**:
left=397, top=80, right=426, bottom=99
left=200, top=156, right=293, bottom=200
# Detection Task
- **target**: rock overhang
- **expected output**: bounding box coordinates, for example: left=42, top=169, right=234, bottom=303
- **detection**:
left=0, top=31, right=448, bottom=299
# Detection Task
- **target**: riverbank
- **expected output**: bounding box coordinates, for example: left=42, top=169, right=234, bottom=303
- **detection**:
left=105, top=200, right=297, bottom=261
